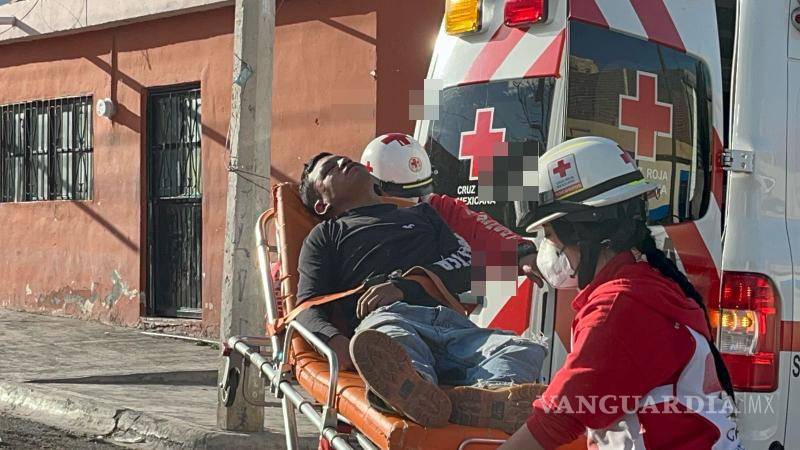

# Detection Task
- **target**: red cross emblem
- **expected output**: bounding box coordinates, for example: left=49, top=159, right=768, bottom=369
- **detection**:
left=408, top=157, right=422, bottom=173
left=459, top=108, right=507, bottom=180
left=365, top=161, right=374, bottom=173
left=619, top=71, right=672, bottom=162
left=552, top=159, right=571, bottom=178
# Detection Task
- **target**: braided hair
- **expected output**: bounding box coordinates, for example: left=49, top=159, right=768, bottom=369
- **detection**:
left=635, top=230, right=735, bottom=399
left=551, top=197, right=735, bottom=399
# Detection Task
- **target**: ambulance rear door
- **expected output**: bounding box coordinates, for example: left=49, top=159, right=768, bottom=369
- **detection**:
left=723, top=0, right=793, bottom=447
left=415, top=0, right=569, bottom=383
left=782, top=1, right=800, bottom=447
left=559, top=0, right=726, bottom=383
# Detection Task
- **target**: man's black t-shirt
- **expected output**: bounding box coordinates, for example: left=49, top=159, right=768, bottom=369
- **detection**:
left=296, top=202, right=471, bottom=341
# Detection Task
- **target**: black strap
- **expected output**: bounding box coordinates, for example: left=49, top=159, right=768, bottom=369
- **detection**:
left=561, top=170, right=644, bottom=203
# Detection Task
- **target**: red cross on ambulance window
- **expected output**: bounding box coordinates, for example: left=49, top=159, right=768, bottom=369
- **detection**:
left=459, top=108, right=507, bottom=180
left=619, top=71, right=673, bottom=162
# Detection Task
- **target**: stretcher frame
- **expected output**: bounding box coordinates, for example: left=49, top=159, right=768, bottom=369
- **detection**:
left=220, top=184, right=515, bottom=450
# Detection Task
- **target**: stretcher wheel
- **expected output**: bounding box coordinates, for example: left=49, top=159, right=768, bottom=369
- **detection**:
left=221, top=367, right=240, bottom=407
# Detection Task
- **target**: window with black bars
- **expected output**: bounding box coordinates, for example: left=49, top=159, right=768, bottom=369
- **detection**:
left=0, top=96, right=94, bottom=202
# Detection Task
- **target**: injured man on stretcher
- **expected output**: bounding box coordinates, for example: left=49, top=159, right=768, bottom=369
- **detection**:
left=295, top=152, right=547, bottom=433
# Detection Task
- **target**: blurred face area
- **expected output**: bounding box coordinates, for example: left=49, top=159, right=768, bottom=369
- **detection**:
left=307, top=154, right=374, bottom=216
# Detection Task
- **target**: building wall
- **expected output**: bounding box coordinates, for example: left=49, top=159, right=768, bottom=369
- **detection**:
left=0, top=7, right=235, bottom=334
left=270, top=0, right=443, bottom=183
left=0, top=0, right=443, bottom=336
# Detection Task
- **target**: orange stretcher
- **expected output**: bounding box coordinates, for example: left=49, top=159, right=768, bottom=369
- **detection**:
left=221, top=182, right=586, bottom=450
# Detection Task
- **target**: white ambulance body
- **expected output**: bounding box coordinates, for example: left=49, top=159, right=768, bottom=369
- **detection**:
left=415, top=0, right=800, bottom=448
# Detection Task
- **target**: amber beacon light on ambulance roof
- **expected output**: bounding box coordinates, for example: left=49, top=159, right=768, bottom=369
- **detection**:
left=445, top=0, right=548, bottom=35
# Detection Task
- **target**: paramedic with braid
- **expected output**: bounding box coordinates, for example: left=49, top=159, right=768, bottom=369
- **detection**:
left=295, top=152, right=547, bottom=431
left=500, top=137, right=740, bottom=450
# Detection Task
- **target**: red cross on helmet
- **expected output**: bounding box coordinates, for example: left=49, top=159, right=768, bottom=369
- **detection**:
left=526, top=136, right=658, bottom=232
left=361, top=133, right=434, bottom=198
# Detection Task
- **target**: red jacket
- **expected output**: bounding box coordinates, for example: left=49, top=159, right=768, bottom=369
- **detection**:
left=424, top=194, right=527, bottom=266
left=527, top=252, right=732, bottom=449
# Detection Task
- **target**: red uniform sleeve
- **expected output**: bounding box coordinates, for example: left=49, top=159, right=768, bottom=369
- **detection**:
left=425, top=194, right=527, bottom=248
left=526, top=293, right=695, bottom=449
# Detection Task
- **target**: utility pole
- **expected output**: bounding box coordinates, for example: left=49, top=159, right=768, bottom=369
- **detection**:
left=217, top=0, right=275, bottom=432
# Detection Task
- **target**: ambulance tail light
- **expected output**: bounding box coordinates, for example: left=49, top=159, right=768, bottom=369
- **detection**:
left=504, top=0, right=548, bottom=27
left=445, top=0, right=482, bottom=35
left=715, top=272, right=780, bottom=392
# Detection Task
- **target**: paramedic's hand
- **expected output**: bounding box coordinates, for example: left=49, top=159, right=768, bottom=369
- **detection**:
left=329, top=335, right=355, bottom=372
left=356, top=282, right=403, bottom=319
left=519, top=253, right=544, bottom=288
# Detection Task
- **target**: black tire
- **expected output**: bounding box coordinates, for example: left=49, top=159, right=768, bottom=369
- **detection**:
left=221, top=367, right=240, bottom=407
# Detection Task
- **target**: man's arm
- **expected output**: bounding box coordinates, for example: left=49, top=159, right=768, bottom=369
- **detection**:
left=296, top=223, right=356, bottom=370
left=412, top=203, right=472, bottom=296
left=296, top=223, right=340, bottom=341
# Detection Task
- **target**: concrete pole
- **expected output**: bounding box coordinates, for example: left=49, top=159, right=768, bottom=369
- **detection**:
left=217, top=0, right=275, bottom=432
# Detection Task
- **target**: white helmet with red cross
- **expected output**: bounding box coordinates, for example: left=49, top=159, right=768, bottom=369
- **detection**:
left=526, top=136, right=658, bottom=232
left=361, top=133, right=434, bottom=198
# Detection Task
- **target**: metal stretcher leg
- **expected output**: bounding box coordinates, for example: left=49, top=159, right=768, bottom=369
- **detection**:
left=282, top=396, right=300, bottom=450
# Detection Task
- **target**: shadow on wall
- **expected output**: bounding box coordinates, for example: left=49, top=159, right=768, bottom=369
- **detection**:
left=73, top=202, right=139, bottom=252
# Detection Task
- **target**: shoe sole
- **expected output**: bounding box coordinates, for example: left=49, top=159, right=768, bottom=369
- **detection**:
left=447, top=384, right=547, bottom=434
left=350, top=329, right=452, bottom=428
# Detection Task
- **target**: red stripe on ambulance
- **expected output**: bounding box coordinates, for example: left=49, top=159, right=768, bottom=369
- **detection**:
left=524, top=29, right=567, bottom=78
left=629, top=0, right=686, bottom=52
left=461, top=26, right=529, bottom=86
left=568, top=0, right=609, bottom=28
left=782, top=321, right=800, bottom=352
left=488, top=279, right=535, bottom=335
left=665, top=222, right=721, bottom=308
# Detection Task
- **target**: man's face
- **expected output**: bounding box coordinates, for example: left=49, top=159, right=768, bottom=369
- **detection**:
left=307, top=154, right=373, bottom=216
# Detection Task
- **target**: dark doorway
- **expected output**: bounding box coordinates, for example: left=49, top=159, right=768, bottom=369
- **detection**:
left=146, top=85, right=202, bottom=318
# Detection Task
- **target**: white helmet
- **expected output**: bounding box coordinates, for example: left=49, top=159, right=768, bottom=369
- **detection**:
left=526, top=136, right=658, bottom=232
left=361, top=133, right=434, bottom=198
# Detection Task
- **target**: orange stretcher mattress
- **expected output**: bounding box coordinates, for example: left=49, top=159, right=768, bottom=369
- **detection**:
left=269, top=182, right=585, bottom=450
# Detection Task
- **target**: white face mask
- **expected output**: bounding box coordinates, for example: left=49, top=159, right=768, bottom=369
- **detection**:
left=537, top=238, right=578, bottom=289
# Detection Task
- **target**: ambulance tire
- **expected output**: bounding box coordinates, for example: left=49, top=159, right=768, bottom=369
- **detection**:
left=221, top=366, right=240, bottom=407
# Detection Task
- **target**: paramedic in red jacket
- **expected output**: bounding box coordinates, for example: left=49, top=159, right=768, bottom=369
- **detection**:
left=360, top=134, right=541, bottom=286
left=499, top=137, right=741, bottom=450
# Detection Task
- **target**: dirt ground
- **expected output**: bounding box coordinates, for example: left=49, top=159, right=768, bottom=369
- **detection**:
left=0, top=414, right=121, bottom=449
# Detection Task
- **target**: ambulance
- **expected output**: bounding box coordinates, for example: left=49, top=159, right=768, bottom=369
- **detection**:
left=414, top=1, right=800, bottom=448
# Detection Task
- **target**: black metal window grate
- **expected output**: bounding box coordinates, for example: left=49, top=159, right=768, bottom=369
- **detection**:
left=149, top=89, right=202, bottom=200
left=0, top=96, right=93, bottom=203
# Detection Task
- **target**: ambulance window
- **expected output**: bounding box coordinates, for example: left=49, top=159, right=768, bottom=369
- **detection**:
left=426, top=77, right=557, bottom=235
left=566, top=21, right=712, bottom=225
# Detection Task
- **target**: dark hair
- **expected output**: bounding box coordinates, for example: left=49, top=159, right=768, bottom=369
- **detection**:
left=299, top=152, right=331, bottom=216
left=553, top=197, right=736, bottom=399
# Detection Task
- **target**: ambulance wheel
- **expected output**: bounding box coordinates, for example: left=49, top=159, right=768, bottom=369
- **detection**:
left=221, top=367, right=240, bottom=407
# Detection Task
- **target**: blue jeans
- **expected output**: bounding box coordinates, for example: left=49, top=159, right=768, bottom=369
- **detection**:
left=355, top=302, right=547, bottom=386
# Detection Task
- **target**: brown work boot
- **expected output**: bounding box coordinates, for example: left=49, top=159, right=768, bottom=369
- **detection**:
left=350, top=329, right=452, bottom=428
left=446, top=383, right=547, bottom=434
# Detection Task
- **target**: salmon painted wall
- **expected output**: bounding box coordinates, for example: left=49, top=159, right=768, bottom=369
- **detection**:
left=270, top=0, right=443, bottom=184
left=0, top=7, right=235, bottom=334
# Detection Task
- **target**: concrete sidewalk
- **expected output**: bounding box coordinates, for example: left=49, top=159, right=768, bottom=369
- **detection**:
left=0, top=310, right=318, bottom=449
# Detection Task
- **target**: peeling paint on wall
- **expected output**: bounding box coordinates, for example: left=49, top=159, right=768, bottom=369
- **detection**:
left=1, top=270, right=143, bottom=328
